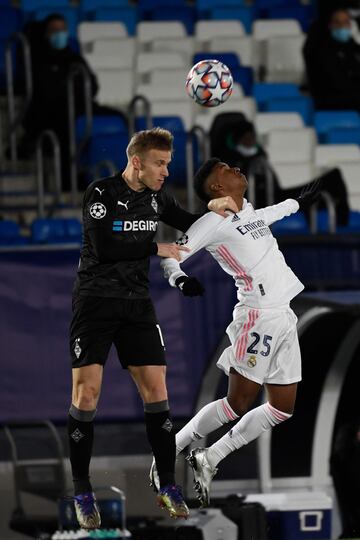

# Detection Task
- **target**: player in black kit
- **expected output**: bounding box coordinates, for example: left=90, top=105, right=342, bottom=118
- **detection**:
left=68, top=128, right=237, bottom=528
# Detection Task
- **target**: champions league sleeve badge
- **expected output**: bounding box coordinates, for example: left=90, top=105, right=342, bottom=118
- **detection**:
left=90, top=202, right=106, bottom=219
left=176, top=233, right=189, bottom=246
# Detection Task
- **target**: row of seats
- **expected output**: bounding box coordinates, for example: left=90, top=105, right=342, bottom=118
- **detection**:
left=0, top=218, right=82, bottom=246
left=1, top=208, right=359, bottom=247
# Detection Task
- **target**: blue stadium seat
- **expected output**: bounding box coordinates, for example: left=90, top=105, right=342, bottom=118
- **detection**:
left=0, top=220, right=28, bottom=246
left=266, top=96, right=314, bottom=125
left=253, top=83, right=300, bottom=110
left=33, top=7, right=78, bottom=38
left=146, top=6, right=196, bottom=34
left=62, top=218, right=82, bottom=242
left=77, top=115, right=129, bottom=176
left=136, top=116, right=187, bottom=185
left=271, top=212, right=309, bottom=236
left=140, top=0, right=188, bottom=6
left=197, top=0, right=250, bottom=7
left=314, top=111, right=360, bottom=143
left=31, top=218, right=66, bottom=244
left=0, top=6, right=21, bottom=38
left=337, top=211, right=360, bottom=233
left=256, top=0, right=300, bottom=8
left=21, top=0, right=70, bottom=10
left=234, top=66, right=253, bottom=95
left=210, top=7, right=254, bottom=33
left=93, top=6, right=137, bottom=35
left=81, top=0, right=130, bottom=11
left=266, top=5, right=314, bottom=32
left=325, top=126, right=360, bottom=145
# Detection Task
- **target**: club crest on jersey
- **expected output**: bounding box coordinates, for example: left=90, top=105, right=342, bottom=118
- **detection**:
left=247, top=355, right=257, bottom=368
left=90, top=202, right=106, bottom=219
left=151, top=195, right=158, bottom=213
left=176, top=234, right=189, bottom=246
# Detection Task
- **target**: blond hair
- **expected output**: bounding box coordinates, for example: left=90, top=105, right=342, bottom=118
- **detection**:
left=126, top=127, right=173, bottom=159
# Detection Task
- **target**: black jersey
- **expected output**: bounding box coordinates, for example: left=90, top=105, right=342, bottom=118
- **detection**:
left=73, top=174, right=201, bottom=299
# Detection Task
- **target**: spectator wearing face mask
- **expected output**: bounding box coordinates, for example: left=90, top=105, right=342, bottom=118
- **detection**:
left=303, top=8, right=360, bottom=110
left=215, top=119, right=350, bottom=226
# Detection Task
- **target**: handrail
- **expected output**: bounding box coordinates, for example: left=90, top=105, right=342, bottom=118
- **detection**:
left=247, top=155, right=275, bottom=207
left=186, top=125, right=210, bottom=213
left=5, top=32, right=33, bottom=169
left=36, top=130, right=62, bottom=218
left=310, top=191, right=337, bottom=234
left=92, top=159, right=117, bottom=179
left=67, top=63, right=93, bottom=206
left=128, top=95, right=152, bottom=136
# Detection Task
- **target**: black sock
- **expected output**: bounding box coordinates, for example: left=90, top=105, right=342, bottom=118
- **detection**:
left=145, top=407, right=176, bottom=488
left=68, top=408, right=95, bottom=495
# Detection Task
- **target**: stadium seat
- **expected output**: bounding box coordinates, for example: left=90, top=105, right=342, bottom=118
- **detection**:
left=337, top=162, right=360, bottom=211
left=151, top=37, right=194, bottom=59
left=267, top=127, right=316, bottom=164
left=195, top=20, right=246, bottom=46
left=337, top=210, right=360, bottom=233
left=271, top=212, right=309, bottom=235
left=253, top=19, right=303, bottom=40
left=210, top=7, right=254, bottom=33
left=272, top=162, right=315, bottom=189
left=31, top=218, right=66, bottom=244
left=195, top=97, right=257, bottom=132
left=136, top=83, right=186, bottom=101
left=139, top=0, right=188, bottom=7
left=193, top=52, right=240, bottom=72
left=314, top=111, right=360, bottom=142
left=255, top=112, right=304, bottom=137
left=265, top=35, right=305, bottom=83
left=325, top=127, right=360, bottom=145
left=62, top=218, right=82, bottom=242
left=151, top=101, right=194, bottom=130
left=266, top=96, right=314, bottom=125
left=78, top=22, right=127, bottom=51
left=77, top=115, right=129, bottom=174
left=80, top=0, right=130, bottom=12
left=93, top=7, right=137, bottom=35
left=146, top=6, right=196, bottom=34
left=197, top=0, right=249, bottom=8
left=96, top=68, right=133, bottom=107
left=148, top=68, right=187, bottom=90
left=0, top=7, right=21, bottom=38
left=136, top=52, right=186, bottom=83
left=315, top=145, right=360, bottom=169
left=208, top=36, right=257, bottom=69
left=85, top=38, right=135, bottom=70
left=0, top=220, right=27, bottom=246
left=33, top=7, right=79, bottom=38
left=253, top=82, right=300, bottom=110
left=137, top=21, right=186, bottom=45
left=22, top=0, right=70, bottom=10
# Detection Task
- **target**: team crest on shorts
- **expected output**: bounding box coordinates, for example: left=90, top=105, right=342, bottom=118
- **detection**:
left=151, top=195, right=158, bottom=213
left=74, top=338, right=82, bottom=359
left=247, top=355, right=257, bottom=368
left=90, top=202, right=106, bottom=219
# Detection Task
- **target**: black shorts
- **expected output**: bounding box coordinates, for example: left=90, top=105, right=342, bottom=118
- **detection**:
left=70, top=296, right=166, bottom=369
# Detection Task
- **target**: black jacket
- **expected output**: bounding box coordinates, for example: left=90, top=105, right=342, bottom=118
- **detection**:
left=304, top=25, right=360, bottom=109
left=74, top=174, right=202, bottom=299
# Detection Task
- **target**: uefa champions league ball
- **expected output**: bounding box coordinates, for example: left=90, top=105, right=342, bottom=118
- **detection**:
left=186, top=59, right=233, bottom=107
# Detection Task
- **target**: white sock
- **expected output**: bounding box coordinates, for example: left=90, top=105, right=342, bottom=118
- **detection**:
left=176, top=398, right=239, bottom=454
left=206, top=402, right=292, bottom=468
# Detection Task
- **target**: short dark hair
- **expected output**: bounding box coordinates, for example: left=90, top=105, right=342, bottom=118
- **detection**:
left=193, top=158, right=221, bottom=202
left=44, top=13, right=66, bottom=29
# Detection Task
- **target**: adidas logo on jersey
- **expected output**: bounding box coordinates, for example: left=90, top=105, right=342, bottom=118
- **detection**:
left=231, top=214, right=240, bottom=222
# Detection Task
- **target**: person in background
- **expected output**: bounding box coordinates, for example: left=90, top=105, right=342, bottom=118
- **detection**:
left=215, top=119, right=350, bottom=226
left=303, top=7, right=360, bottom=111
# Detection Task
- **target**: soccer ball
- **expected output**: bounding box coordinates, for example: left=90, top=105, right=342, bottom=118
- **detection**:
left=186, top=59, right=233, bottom=107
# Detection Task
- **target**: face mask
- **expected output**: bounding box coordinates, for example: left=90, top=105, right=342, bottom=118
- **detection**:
left=49, top=31, right=69, bottom=50
left=236, top=144, right=258, bottom=157
left=331, top=27, right=352, bottom=43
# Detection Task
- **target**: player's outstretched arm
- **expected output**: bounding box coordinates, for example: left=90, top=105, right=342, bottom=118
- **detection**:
left=256, top=199, right=300, bottom=226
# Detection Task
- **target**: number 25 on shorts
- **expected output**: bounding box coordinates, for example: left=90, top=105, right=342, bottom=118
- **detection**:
left=247, top=332, right=273, bottom=357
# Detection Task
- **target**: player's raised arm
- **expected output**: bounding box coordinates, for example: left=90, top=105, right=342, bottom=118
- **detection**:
left=255, top=199, right=300, bottom=226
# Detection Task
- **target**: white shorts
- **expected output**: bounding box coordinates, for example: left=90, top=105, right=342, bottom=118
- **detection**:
left=217, top=304, right=302, bottom=385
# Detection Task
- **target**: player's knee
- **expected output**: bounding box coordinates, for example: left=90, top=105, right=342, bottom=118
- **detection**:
left=73, top=383, right=100, bottom=410
left=227, top=395, right=251, bottom=417
left=141, top=384, right=167, bottom=403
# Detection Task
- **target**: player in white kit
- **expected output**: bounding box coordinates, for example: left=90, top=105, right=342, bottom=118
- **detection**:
left=150, top=158, right=321, bottom=506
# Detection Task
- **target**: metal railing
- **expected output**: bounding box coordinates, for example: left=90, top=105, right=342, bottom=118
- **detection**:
left=67, top=63, right=93, bottom=206
left=310, top=191, right=337, bottom=234
left=36, top=130, right=62, bottom=218
left=5, top=32, right=33, bottom=169
left=186, top=126, right=210, bottom=213
left=128, top=95, right=152, bottom=136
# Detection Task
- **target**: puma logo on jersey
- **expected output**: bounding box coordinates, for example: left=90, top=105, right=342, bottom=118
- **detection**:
left=118, top=200, right=129, bottom=211
left=95, top=187, right=104, bottom=195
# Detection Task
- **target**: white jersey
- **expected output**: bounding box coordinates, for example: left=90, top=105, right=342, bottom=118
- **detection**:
left=162, top=198, right=304, bottom=309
